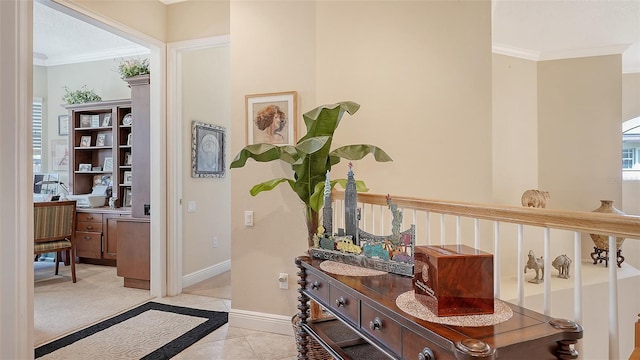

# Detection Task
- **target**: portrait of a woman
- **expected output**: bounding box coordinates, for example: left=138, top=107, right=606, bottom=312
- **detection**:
left=253, top=104, right=287, bottom=144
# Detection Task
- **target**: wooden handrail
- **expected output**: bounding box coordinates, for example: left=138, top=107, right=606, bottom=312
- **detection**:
left=332, top=190, right=640, bottom=239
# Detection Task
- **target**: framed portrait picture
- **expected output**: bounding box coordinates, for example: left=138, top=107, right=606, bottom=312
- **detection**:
left=123, top=171, right=132, bottom=185
left=122, top=188, right=132, bottom=207
left=191, top=121, right=225, bottom=178
left=102, top=113, right=112, bottom=127
left=126, top=133, right=132, bottom=146
left=58, top=115, right=69, bottom=135
left=96, top=133, right=106, bottom=147
left=103, top=157, right=113, bottom=172
left=246, top=91, right=297, bottom=145
left=51, top=139, right=68, bottom=171
left=124, top=152, right=132, bottom=166
left=80, top=135, right=92, bottom=147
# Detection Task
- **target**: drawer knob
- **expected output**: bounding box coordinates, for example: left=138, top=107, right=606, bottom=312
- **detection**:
left=369, top=317, right=382, bottom=331
left=418, top=348, right=435, bottom=360
left=86, top=226, right=93, bottom=230
left=83, top=236, right=91, bottom=240
left=311, top=281, right=320, bottom=290
left=336, top=296, right=346, bottom=307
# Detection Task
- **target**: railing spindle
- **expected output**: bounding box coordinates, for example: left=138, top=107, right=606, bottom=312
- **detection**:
left=494, top=221, right=500, bottom=298
left=517, top=224, right=524, bottom=307
left=609, top=235, right=619, bottom=360
left=543, top=228, right=551, bottom=316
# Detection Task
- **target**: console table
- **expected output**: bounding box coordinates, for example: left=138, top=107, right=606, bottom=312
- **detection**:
left=295, top=256, right=583, bottom=360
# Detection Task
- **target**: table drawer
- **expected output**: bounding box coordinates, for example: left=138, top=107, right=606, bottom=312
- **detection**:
left=361, top=303, right=402, bottom=356
left=305, top=272, right=330, bottom=304
left=403, top=328, right=455, bottom=360
left=76, top=231, right=102, bottom=259
left=330, top=284, right=360, bottom=325
left=77, top=221, right=102, bottom=232
left=77, top=212, right=103, bottom=223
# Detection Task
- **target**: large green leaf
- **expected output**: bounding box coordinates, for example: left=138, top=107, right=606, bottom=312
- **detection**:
left=249, top=178, right=295, bottom=196
left=308, top=178, right=371, bottom=212
left=329, top=145, right=393, bottom=162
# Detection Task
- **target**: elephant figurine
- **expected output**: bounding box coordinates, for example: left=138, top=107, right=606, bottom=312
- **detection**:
left=552, top=254, right=572, bottom=279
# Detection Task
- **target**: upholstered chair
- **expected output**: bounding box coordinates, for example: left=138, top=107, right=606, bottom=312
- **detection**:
left=34, top=200, right=77, bottom=283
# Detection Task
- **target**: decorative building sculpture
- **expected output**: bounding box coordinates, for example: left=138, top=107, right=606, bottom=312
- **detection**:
left=322, top=170, right=333, bottom=236
left=344, top=162, right=359, bottom=243
left=310, top=164, right=415, bottom=276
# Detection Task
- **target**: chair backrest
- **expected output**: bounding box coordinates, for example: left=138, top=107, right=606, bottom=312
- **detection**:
left=33, top=200, right=76, bottom=243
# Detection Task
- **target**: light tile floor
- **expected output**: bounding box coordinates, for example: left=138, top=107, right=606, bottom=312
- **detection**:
left=175, top=272, right=298, bottom=360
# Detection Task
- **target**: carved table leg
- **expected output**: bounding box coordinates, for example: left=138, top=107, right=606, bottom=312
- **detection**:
left=295, top=256, right=311, bottom=360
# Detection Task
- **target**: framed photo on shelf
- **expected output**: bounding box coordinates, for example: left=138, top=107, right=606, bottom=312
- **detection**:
left=123, top=171, right=132, bottom=185
left=79, top=115, right=91, bottom=128
left=58, top=115, right=69, bottom=135
left=124, top=152, right=132, bottom=166
left=80, top=136, right=91, bottom=147
left=103, top=157, right=113, bottom=172
left=245, top=91, right=297, bottom=146
left=191, top=121, right=225, bottom=178
left=127, top=133, right=132, bottom=146
left=122, top=188, right=132, bottom=207
left=78, top=163, right=92, bottom=172
left=90, top=115, right=100, bottom=128
left=96, top=133, right=106, bottom=147
left=102, top=114, right=112, bottom=127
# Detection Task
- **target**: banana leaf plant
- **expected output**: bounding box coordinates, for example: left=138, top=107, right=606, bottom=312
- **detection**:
left=230, top=101, right=392, bottom=247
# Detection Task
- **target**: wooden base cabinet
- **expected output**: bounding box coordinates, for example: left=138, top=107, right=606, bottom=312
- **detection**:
left=75, top=209, right=128, bottom=265
left=115, top=218, right=150, bottom=290
left=295, top=256, right=583, bottom=360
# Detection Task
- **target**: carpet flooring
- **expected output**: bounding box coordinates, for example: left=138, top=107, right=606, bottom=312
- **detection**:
left=35, top=302, right=228, bottom=360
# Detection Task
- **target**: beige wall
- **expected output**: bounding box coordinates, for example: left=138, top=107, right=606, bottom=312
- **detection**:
left=230, top=0, right=493, bottom=317
left=230, top=0, right=317, bottom=316
left=623, top=73, right=640, bottom=121
left=68, top=0, right=166, bottom=42
left=181, top=46, right=231, bottom=275
left=166, top=1, right=229, bottom=42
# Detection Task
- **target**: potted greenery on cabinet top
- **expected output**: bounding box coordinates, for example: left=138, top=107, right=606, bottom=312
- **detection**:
left=230, top=101, right=392, bottom=247
left=62, top=85, right=102, bottom=105
left=117, top=58, right=150, bottom=80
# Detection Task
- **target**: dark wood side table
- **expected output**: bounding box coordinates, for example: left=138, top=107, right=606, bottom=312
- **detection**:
left=295, top=256, right=583, bottom=360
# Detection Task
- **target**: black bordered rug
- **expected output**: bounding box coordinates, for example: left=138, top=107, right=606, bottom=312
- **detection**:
left=35, top=302, right=228, bottom=359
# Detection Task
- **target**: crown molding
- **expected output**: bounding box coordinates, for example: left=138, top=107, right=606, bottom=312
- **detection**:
left=493, top=43, right=631, bottom=62
left=34, top=47, right=150, bottom=67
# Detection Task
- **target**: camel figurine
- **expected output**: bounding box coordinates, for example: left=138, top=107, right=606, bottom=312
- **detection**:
left=524, top=250, right=544, bottom=284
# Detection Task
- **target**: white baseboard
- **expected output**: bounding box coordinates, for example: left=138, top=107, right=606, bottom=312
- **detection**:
left=229, top=308, right=294, bottom=336
left=181, top=259, right=231, bottom=288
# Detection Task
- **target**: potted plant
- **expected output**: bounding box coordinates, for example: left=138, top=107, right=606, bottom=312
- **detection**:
left=230, top=101, right=392, bottom=247
left=62, top=85, right=102, bottom=105
left=117, top=57, right=150, bottom=80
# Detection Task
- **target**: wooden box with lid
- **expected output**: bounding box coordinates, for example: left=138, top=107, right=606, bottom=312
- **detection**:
left=413, top=244, right=494, bottom=316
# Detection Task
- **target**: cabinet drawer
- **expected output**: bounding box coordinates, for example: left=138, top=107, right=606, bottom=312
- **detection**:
left=77, top=221, right=102, bottom=232
left=361, top=303, right=402, bottom=356
left=330, top=284, right=359, bottom=325
left=305, top=272, right=330, bottom=304
left=76, top=231, right=102, bottom=259
left=77, top=212, right=103, bottom=223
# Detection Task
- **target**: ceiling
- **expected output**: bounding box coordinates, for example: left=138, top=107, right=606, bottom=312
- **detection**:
left=34, top=0, right=640, bottom=73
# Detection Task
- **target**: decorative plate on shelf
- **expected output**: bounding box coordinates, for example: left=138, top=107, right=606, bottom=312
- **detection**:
left=122, top=113, right=133, bottom=126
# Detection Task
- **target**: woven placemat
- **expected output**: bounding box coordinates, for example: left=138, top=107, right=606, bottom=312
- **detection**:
left=319, top=261, right=387, bottom=276
left=396, top=291, right=513, bottom=326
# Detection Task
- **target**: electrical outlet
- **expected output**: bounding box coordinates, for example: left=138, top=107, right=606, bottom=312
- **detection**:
left=244, top=210, right=254, bottom=227
left=213, top=236, right=218, bottom=248
left=278, top=273, right=288, bottom=289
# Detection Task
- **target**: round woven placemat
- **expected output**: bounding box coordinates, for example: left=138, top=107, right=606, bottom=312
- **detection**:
left=319, top=261, right=387, bottom=276
left=396, top=291, right=513, bottom=326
